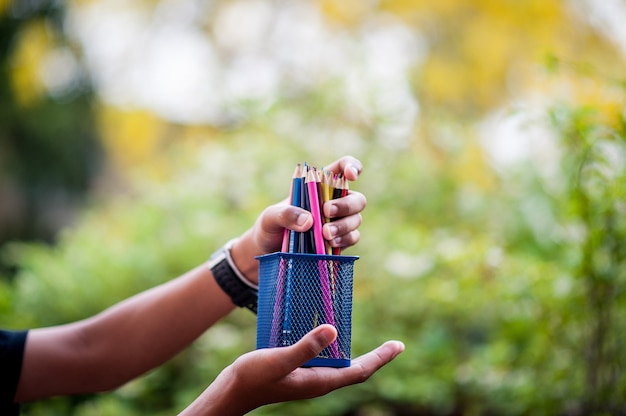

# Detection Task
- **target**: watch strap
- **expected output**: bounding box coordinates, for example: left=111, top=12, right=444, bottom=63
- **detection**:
left=209, top=241, right=258, bottom=314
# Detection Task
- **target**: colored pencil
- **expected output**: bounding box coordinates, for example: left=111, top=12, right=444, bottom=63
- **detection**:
left=273, top=165, right=302, bottom=346
left=288, top=164, right=303, bottom=254
left=275, top=162, right=352, bottom=357
left=283, top=163, right=301, bottom=253
left=307, top=168, right=339, bottom=357
left=299, top=164, right=311, bottom=253
left=306, top=168, right=326, bottom=256
left=321, top=169, right=333, bottom=254
left=331, top=174, right=348, bottom=255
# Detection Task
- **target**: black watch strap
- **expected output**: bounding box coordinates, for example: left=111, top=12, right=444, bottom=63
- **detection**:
left=209, top=244, right=258, bottom=314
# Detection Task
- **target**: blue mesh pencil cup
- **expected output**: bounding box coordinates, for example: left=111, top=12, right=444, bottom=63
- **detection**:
left=256, top=252, right=358, bottom=368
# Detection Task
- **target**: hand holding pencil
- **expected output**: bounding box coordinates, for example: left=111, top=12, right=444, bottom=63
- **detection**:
left=318, top=157, right=365, bottom=250
left=283, top=157, right=365, bottom=255
left=229, top=156, right=366, bottom=284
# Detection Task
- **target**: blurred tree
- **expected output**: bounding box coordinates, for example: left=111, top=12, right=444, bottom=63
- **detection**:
left=0, top=0, right=102, bottom=276
left=549, top=72, right=626, bottom=413
left=374, top=0, right=625, bottom=120
left=2, top=0, right=626, bottom=415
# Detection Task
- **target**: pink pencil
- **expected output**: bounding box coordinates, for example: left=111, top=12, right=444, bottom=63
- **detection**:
left=306, top=169, right=326, bottom=256
left=306, top=169, right=339, bottom=358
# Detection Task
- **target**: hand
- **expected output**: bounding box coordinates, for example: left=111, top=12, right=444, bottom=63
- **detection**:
left=180, top=324, right=404, bottom=415
left=231, top=156, right=367, bottom=283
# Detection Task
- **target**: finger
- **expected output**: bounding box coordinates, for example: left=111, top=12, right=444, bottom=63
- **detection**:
left=322, top=341, right=405, bottom=390
left=278, top=325, right=338, bottom=372
left=351, top=341, right=405, bottom=369
left=323, top=213, right=362, bottom=241
left=324, top=191, right=367, bottom=219
left=323, top=156, right=363, bottom=182
left=326, top=229, right=360, bottom=249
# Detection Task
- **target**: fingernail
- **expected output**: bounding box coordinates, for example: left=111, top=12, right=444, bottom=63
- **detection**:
left=329, top=204, right=338, bottom=217
left=328, top=225, right=338, bottom=237
left=317, top=326, right=336, bottom=346
left=394, top=341, right=406, bottom=357
left=317, top=331, right=331, bottom=346
left=349, top=165, right=360, bottom=177
left=296, top=212, right=309, bottom=226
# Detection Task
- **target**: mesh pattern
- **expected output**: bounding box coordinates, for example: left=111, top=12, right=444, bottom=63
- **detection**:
left=256, top=252, right=357, bottom=367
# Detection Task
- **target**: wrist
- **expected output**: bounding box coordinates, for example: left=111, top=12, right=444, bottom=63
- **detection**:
left=229, top=231, right=259, bottom=284
left=207, top=239, right=258, bottom=313
left=223, top=238, right=258, bottom=290
left=180, top=371, right=246, bottom=416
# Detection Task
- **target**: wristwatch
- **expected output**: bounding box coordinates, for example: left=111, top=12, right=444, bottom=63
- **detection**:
left=208, top=239, right=258, bottom=314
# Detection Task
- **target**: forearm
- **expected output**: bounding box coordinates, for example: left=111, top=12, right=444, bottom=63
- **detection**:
left=13, top=155, right=367, bottom=406
left=83, top=265, right=236, bottom=386
left=16, top=263, right=236, bottom=401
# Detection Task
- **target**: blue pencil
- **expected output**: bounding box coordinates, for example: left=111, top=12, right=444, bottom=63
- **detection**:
left=277, top=164, right=304, bottom=346
left=288, top=168, right=302, bottom=253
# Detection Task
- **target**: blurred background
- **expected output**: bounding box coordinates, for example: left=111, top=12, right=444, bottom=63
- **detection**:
left=1, top=0, right=625, bottom=414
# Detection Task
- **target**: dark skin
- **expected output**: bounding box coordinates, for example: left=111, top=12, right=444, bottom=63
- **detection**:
left=14, top=156, right=404, bottom=415
left=181, top=324, right=404, bottom=415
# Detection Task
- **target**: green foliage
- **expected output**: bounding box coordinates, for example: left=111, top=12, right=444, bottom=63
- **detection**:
left=1, top=6, right=626, bottom=409
left=3, top=87, right=626, bottom=415
left=549, top=103, right=626, bottom=413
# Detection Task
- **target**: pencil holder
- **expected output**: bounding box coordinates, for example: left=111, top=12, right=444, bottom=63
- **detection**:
left=256, top=252, right=358, bottom=368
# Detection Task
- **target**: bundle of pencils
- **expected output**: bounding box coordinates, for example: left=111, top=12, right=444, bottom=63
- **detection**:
left=271, top=162, right=350, bottom=357
left=280, top=162, right=349, bottom=256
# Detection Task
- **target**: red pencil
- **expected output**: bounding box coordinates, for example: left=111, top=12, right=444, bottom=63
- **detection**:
left=331, top=174, right=348, bottom=255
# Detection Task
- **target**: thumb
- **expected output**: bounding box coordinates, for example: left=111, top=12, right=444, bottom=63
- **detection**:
left=280, top=325, right=338, bottom=371
left=261, top=204, right=313, bottom=235
left=281, top=205, right=313, bottom=232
